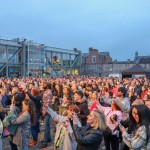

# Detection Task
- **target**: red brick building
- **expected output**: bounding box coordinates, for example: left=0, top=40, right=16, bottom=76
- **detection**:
left=82, top=47, right=112, bottom=64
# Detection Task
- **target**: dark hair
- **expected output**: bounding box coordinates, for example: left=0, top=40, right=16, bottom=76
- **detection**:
left=24, top=99, right=36, bottom=124
left=46, top=82, right=52, bottom=89
left=74, top=90, right=83, bottom=98
left=13, top=93, right=24, bottom=107
left=118, top=87, right=127, bottom=97
left=108, top=91, right=113, bottom=98
left=129, top=105, right=150, bottom=138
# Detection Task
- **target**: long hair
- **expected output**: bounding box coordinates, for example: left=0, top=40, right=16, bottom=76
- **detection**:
left=24, top=99, right=36, bottom=124
left=129, top=105, right=150, bottom=137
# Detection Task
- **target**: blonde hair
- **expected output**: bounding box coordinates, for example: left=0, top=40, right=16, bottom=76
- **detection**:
left=92, top=109, right=107, bottom=131
left=12, top=87, right=19, bottom=95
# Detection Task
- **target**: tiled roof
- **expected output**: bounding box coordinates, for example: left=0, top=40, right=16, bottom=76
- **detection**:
left=135, top=56, right=150, bottom=63
left=122, top=64, right=150, bottom=74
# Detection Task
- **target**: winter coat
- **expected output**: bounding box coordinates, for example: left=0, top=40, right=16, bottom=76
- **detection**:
left=47, top=107, right=77, bottom=150
left=11, top=112, right=30, bottom=148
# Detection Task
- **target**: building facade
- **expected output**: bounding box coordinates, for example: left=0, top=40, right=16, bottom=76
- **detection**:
left=81, top=50, right=150, bottom=77
left=0, top=37, right=81, bottom=77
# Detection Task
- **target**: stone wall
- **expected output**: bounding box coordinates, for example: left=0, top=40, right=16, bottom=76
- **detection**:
left=80, top=63, right=150, bottom=76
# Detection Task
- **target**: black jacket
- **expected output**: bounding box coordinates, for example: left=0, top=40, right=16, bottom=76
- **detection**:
left=26, top=91, right=41, bottom=113
left=73, top=124, right=103, bottom=150
left=75, top=97, right=90, bottom=126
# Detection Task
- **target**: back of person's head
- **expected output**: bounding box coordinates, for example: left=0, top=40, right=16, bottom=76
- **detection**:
left=13, top=93, right=24, bottom=107
left=46, top=82, right=51, bottom=89
left=92, top=109, right=107, bottom=131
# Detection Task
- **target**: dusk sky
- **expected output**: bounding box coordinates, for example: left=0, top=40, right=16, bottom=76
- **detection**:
left=0, top=0, right=150, bottom=61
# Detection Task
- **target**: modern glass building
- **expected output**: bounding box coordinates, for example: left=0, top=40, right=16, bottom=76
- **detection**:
left=0, top=37, right=81, bottom=77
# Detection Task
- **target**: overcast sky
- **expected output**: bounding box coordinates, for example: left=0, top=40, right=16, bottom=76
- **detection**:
left=0, top=0, right=150, bottom=61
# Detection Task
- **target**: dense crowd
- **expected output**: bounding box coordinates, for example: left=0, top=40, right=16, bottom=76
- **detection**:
left=0, top=76, right=150, bottom=150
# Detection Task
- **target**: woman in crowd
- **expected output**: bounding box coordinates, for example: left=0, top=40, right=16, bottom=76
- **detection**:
left=119, top=104, right=150, bottom=149
left=23, top=87, right=41, bottom=147
left=89, top=91, right=99, bottom=111
left=11, top=99, right=35, bottom=150
left=97, top=99, right=122, bottom=150
left=3, top=93, right=21, bottom=150
left=59, top=95, right=72, bottom=116
left=103, top=91, right=113, bottom=107
left=71, top=109, right=107, bottom=150
left=46, top=104, right=79, bottom=150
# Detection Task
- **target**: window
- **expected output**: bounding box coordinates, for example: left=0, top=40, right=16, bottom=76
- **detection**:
left=92, top=56, right=96, bottom=63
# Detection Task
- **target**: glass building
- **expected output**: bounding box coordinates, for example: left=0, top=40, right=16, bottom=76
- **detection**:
left=0, top=37, right=81, bottom=77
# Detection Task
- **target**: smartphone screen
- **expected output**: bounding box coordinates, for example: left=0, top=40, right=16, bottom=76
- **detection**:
left=118, top=122, right=123, bottom=127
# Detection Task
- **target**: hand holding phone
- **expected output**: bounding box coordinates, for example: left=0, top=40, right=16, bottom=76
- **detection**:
left=118, top=122, right=125, bottom=133
left=118, top=122, right=123, bottom=127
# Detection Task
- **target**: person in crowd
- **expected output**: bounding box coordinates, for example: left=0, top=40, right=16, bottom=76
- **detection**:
left=63, top=85, right=72, bottom=98
left=55, top=84, right=63, bottom=99
left=97, top=99, right=122, bottom=150
left=119, top=104, right=150, bottom=149
left=87, top=91, right=94, bottom=110
left=10, top=99, right=35, bottom=150
left=112, top=83, right=119, bottom=96
left=143, top=94, right=150, bottom=109
left=103, top=91, right=113, bottom=107
left=133, top=81, right=142, bottom=99
left=74, top=90, right=90, bottom=126
left=141, top=85, right=148, bottom=100
left=46, top=104, right=79, bottom=150
left=89, top=91, right=99, bottom=111
left=114, top=87, right=130, bottom=122
left=3, top=93, right=21, bottom=150
left=23, top=87, right=41, bottom=147
left=28, top=83, right=35, bottom=92
left=51, top=91, right=60, bottom=113
left=39, top=82, right=53, bottom=149
left=0, top=89, right=10, bottom=107
left=59, top=95, right=72, bottom=116
left=71, top=109, right=107, bottom=150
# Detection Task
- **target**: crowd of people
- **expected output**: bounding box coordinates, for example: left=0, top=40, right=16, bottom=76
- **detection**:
left=0, top=76, right=150, bottom=150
